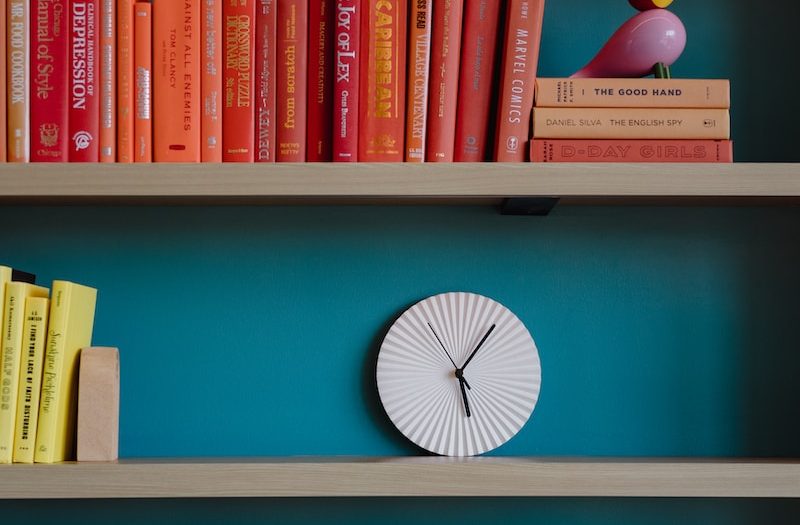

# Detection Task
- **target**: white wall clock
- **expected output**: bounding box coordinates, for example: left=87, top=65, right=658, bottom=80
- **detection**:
left=377, top=292, right=542, bottom=456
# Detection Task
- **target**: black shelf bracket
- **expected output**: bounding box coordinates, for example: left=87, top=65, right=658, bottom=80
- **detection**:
left=500, top=197, right=560, bottom=216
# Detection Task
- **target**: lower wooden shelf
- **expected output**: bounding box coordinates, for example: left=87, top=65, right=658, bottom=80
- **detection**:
left=1, top=457, right=798, bottom=499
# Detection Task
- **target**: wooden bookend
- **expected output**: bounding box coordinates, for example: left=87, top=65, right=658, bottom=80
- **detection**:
left=77, top=347, right=120, bottom=462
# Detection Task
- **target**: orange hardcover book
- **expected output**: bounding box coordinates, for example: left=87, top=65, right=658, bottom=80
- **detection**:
left=403, top=0, right=430, bottom=162
left=7, top=0, right=29, bottom=162
left=358, top=0, right=406, bottom=162
left=117, top=0, right=135, bottom=163
left=223, top=0, right=256, bottom=162
left=530, top=139, right=734, bottom=163
left=202, top=0, right=223, bottom=162
left=100, top=0, right=115, bottom=161
left=494, top=0, right=545, bottom=161
left=531, top=107, right=731, bottom=140
left=276, top=0, right=307, bottom=162
left=133, top=1, right=152, bottom=162
left=154, top=0, right=201, bottom=162
left=535, top=78, right=732, bottom=108
left=426, top=0, right=463, bottom=162
left=255, top=0, right=276, bottom=162
left=0, top=1, right=5, bottom=161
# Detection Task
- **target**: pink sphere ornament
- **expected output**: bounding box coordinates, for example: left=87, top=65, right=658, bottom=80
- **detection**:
left=629, top=0, right=674, bottom=11
left=571, top=9, right=686, bottom=78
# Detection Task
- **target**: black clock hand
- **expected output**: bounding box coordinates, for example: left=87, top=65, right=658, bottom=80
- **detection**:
left=461, top=324, right=496, bottom=371
left=427, top=322, right=458, bottom=370
left=457, top=376, right=471, bottom=418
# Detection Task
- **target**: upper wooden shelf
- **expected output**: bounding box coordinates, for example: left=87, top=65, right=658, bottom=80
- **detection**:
left=0, top=163, right=798, bottom=206
left=1, top=457, right=798, bottom=499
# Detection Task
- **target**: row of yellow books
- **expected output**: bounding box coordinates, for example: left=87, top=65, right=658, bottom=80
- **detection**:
left=0, top=266, right=97, bottom=463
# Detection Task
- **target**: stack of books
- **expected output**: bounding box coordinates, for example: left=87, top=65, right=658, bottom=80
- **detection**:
left=530, top=78, right=733, bottom=163
left=0, top=266, right=97, bottom=463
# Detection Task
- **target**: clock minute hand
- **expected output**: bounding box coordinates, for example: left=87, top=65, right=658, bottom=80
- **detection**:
left=461, top=324, right=496, bottom=371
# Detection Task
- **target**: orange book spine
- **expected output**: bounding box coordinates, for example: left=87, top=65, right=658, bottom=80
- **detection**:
left=535, top=78, right=732, bottom=109
left=117, top=0, right=135, bottom=163
left=276, top=0, right=307, bottom=162
left=530, top=139, right=734, bottom=163
left=0, top=0, right=6, bottom=161
left=403, top=0, right=430, bottom=162
left=222, top=0, right=256, bottom=162
left=133, top=1, right=151, bottom=162
left=100, top=0, right=115, bottom=161
left=425, top=0, right=462, bottom=162
left=494, top=0, right=545, bottom=161
left=154, top=0, right=200, bottom=162
left=358, top=0, right=406, bottom=162
left=202, top=0, right=223, bottom=162
left=7, top=0, right=29, bottom=162
left=532, top=107, right=731, bottom=140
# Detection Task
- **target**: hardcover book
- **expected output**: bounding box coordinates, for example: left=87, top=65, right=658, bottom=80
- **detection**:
left=202, top=0, right=223, bottom=162
left=34, top=281, right=97, bottom=464
left=454, top=0, right=501, bottom=162
left=358, top=0, right=407, bottom=161
left=276, top=0, right=308, bottom=162
left=99, top=0, right=115, bottom=161
left=307, top=0, right=332, bottom=161
left=532, top=107, right=731, bottom=140
left=154, top=0, right=201, bottom=162
left=7, top=0, right=29, bottom=162
left=426, top=0, right=463, bottom=162
left=403, top=0, right=429, bottom=162
left=31, top=0, right=69, bottom=162
left=0, top=3, right=6, bottom=160
left=332, top=0, right=360, bottom=162
left=494, top=0, right=545, bottom=161
left=69, top=0, right=100, bottom=162
left=133, top=0, right=152, bottom=162
left=12, top=296, right=49, bottom=464
left=117, top=0, right=135, bottom=163
left=255, top=0, right=276, bottom=162
left=535, top=78, right=732, bottom=108
left=530, top=139, right=734, bottom=163
left=223, top=0, right=256, bottom=162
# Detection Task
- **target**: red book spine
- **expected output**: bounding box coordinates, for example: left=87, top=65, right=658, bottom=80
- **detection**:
left=307, top=0, right=332, bottom=161
left=358, top=0, right=406, bottom=162
left=332, top=0, right=359, bottom=162
left=494, top=0, right=544, bottom=162
left=425, top=0, right=463, bottom=162
left=222, top=0, right=256, bottom=162
left=31, top=0, right=69, bottom=162
left=255, top=0, right=276, bottom=162
left=454, top=0, right=501, bottom=162
left=530, top=139, right=734, bottom=163
left=69, top=0, right=100, bottom=162
left=276, top=0, right=308, bottom=162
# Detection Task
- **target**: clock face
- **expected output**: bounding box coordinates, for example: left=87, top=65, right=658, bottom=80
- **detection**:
left=376, top=292, right=541, bottom=456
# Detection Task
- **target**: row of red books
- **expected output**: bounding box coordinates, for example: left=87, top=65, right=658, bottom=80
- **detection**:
left=0, top=0, right=546, bottom=163
left=529, top=77, right=734, bottom=163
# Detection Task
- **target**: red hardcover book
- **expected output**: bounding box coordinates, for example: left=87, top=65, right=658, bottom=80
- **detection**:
left=307, top=0, right=332, bottom=161
left=255, top=0, right=276, bottom=162
left=403, top=0, right=430, bottom=162
left=426, top=0, right=463, bottom=162
left=454, top=0, right=501, bottom=162
left=276, top=0, right=308, bottom=162
left=223, top=0, right=256, bottom=162
left=69, top=0, right=100, bottom=162
left=358, top=0, right=406, bottom=162
left=530, top=139, right=734, bottom=163
left=99, top=0, right=115, bottom=161
left=31, top=0, right=69, bottom=162
left=332, top=0, right=359, bottom=162
left=202, top=0, right=222, bottom=162
left=494, top=0, right=545, bottom=162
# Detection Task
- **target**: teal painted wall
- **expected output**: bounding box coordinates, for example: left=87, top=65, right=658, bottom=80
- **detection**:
left=2, top=0, right=800, bottom=523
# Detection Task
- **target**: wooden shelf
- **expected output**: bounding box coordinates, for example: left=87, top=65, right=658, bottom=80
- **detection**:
left=1, top=457, right=799, bottom=499
left=0, top=163, right=798, bottom=206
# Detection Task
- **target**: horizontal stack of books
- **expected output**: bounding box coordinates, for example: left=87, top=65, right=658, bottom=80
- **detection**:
left=0, top=266, right=98, bottom=463
left=530, top=78, right=733, bottom=163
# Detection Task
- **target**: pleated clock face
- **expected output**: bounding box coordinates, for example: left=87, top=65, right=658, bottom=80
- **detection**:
left=376, top=292, right=542, bottom=456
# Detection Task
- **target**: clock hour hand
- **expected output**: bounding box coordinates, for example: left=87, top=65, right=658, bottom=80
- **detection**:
left=457, top=375, right=471, bottom=418
left=427, top=322, right=458, bottom=370
left=461, top=324, right=496, bottom=371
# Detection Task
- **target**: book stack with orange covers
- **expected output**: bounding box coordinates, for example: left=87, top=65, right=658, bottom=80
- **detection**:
left=530, top=78, right=734, bottom=163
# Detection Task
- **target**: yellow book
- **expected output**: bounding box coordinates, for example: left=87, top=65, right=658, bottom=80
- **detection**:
left=0, top=282, right=49, bottom=463
left=12, top=297, right=50, bottom=463
left=34, top=281, right=97, bottom=463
